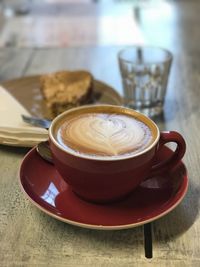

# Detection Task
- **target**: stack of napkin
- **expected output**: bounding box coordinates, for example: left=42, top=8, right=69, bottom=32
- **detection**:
left=0, top=86, right=48, bottom=147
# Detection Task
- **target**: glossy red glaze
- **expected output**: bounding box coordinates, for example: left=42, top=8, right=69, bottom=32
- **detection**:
left=50, top=139, right=156, bottom=203
left=49, top=130, right=186, bottom=203
left=19, top=146, right=188, bottom=230
left=151, top=131, right=186, bottom=175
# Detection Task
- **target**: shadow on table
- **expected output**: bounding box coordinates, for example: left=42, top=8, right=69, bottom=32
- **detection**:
left=0, top=144, right=30, bottom=156
left=38, top=180, right=198, bottom=254
left=36, top=179, right=198, bottom=252
left=153, top=179, right=200, bottom=242
left=34, top=208, right=144, bottom=255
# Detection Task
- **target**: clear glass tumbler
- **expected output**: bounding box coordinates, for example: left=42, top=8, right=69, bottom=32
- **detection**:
left=118, top=46, right=173, bottom=117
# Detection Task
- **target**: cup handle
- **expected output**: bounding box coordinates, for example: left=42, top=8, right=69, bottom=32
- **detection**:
left=150, top=131, right=186, bottom=176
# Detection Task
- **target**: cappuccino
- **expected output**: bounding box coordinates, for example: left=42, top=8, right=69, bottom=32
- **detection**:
left=49, top=105, right=186, bottom=203
left=54, top=107, right=155, bottom=159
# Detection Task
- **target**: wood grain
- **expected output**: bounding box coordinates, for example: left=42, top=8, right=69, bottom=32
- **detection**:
left=1, top=0, right=200, bottom=266
left=0, top=48, right=33, bottom=81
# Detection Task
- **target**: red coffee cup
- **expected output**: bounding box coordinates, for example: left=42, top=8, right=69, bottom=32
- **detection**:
left=49, top=105, right=186, bottom=204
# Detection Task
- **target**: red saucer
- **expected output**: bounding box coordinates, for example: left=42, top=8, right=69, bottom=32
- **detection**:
left=19, top=146, right=188, bottom=230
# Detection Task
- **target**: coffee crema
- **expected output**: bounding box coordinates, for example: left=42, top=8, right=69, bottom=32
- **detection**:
left=55, top=112, right=153, bottom=158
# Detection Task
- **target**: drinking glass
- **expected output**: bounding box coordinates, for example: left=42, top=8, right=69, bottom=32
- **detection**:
left=118, top=46, right=173, bottom=117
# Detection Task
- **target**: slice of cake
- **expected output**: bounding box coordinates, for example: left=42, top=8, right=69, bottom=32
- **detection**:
left=40, top=70, right=93, bottom=117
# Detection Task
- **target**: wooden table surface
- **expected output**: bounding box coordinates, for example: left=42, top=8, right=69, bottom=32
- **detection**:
left=0, top=0, right=200, bottom=266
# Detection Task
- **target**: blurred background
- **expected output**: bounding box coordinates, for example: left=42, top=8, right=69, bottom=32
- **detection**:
left=0, top=0, right=186, bottom=50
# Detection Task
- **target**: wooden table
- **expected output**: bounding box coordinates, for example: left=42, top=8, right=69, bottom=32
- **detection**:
left=0, top=1, right=200, bottom=266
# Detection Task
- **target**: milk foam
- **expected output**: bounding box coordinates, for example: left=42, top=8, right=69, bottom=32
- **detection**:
left=56, top=113, right=153, bottom=158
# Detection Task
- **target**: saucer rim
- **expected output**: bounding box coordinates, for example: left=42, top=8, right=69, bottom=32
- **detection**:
left=19, top=147, right=188, bottom=230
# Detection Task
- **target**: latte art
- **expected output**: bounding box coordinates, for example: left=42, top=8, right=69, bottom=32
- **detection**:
left=56, top=113, right=153, bottom=157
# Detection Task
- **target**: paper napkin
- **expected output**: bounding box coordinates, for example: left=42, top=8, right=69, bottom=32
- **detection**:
left=0, top=86, right=48, bottom=147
